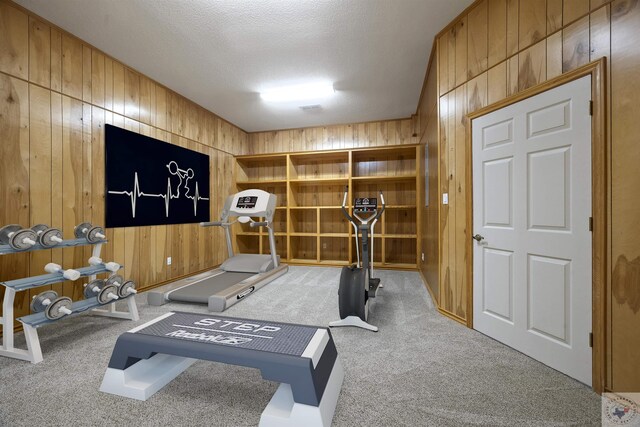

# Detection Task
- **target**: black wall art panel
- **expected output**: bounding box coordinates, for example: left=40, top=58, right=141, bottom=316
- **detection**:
left=105, top=124, right=210, bottom=227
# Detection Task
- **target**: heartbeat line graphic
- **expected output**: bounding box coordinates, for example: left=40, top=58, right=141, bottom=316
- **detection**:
left=108, top=161, right=209, bottom=218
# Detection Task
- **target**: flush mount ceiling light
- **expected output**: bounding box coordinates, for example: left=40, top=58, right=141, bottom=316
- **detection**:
left=260, top=82, right=335, bottom=103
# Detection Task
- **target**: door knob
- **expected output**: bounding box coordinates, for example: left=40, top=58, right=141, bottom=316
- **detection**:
left=472, top=234, right=484, bottom=242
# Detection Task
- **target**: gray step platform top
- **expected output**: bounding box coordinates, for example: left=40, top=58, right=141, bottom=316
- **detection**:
left=107, top=311, right=338, bottom=406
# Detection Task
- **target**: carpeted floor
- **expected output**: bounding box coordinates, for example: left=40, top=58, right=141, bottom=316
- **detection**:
left=0, top=266, right=602, bottom=426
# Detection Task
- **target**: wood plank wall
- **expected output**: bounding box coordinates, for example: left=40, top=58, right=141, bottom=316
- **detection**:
left=416, top=0, right=640, bottom=392
left=417, top=51, right=440, bottom=303
left=0, top=0, right=249, bottom=326
left=243, top=119, right=418, bottom=155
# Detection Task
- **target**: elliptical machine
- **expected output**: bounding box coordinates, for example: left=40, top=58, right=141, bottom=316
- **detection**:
left=329, top=187, right=385, bottom=332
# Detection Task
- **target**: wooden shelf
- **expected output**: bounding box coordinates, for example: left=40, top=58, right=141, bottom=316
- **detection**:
left=289, top=206, right=342, bottom=210
left=318, top=260, right=350, bottom=266
left=289, top=178, right=348, bottom=185
left=288, top=258, right=318, bottom=264
left=351, top=175, right=416, bottom=182
left=374, top=262, right=417, bottom=270
left=235, top=144, right=419, bottom=270
left=385, top=205, right=417, bottom=209
left=236, top=179, right=287, bottom=185
left=289, top=151, right=349, bottom=161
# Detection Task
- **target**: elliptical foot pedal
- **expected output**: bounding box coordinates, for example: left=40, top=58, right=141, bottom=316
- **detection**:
left=329, top=315, right=378, bottom=332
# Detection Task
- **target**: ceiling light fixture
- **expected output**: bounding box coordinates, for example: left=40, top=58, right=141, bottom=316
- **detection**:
left=260, top=82, right=335, bottom=103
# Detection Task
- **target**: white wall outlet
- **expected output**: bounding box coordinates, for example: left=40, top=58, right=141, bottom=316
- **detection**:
left=421, top=252, right=425, bottom=261
left=442, top=193, right=449, bottom=205
left=322, top=242, right=327, bottom=249
left=167, top=257, right=172, bottom=266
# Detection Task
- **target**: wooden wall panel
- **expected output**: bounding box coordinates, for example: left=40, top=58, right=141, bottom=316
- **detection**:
left=82, top=45, right=91, bottom=102
left=0, top=2, right=28, bottom=79
left=246, top=119, right=416, bottom=155
left=564, top=0, right=590, bottom=24
left=454, top=17, right=468, bottom=87
left=61, top=34, right=82, bottom=100
left=519, top=39, right=547, bottom=90
left=610, top=0, right=640, bottom=393
left=435, top=31, right=449, bottom=95
left=506, top=54, right=519, bottom=96
left=453, top=85, right=468, bottom=319
left=50, top=28, right=61, bottom=92
left=590, top=5, right=611, bottom=61
left=547, top=0, right=563, bottom=33
left=487, top=61, right=507, bottom=104
left=50, top=92, right=63, bottom=295
left=426, top=0, right=636, bottom=392
left=0, top=0, right=249, bottom=334
left=506, top=0, right=519, bottom=56
left=562, top=15, right=590, bottom=72
left=467, top=0, right=488, bottom=79
left=29, top=85, right=52, bottom=301
left=487, top=0, right=507, bottom=67
left=519, top=0, right=546, bottom=49
left=0, top=75, right=30, bottom=321
left=28, top=17, right=50, bottom=87
left=546, top=31, right=563, bottom=78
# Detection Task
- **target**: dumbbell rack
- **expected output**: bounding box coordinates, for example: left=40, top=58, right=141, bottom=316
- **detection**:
left=0, top=237, right=139, bottom=363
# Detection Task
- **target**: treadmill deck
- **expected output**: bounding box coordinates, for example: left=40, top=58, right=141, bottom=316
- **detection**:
left=168, top=272, right=255, bottom=303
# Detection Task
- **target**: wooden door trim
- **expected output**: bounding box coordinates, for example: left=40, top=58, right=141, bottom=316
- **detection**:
left=464, top=59, right=608, bottom=393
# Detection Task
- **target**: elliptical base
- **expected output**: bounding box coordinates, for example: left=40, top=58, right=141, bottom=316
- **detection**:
left=328, top=316, right=378, bottom=332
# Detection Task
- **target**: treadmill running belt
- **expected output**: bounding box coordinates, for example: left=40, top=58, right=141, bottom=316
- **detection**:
left=169, top=272, right=256, bottom=303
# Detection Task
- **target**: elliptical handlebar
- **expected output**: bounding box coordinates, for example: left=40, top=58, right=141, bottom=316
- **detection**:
left=341, top=186, right=356, bottom=224
left=200, top=221, right=226, bottom=227
left=373, top=190, right=386, bottom=221
left=340, top=187, right=386, bottom=225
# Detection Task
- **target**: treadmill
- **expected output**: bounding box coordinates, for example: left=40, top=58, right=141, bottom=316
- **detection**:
left=147, top=189, right=289, bottom=311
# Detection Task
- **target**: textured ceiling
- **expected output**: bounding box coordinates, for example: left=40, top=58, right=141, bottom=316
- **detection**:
left=14, top=0, right=472, bottom=132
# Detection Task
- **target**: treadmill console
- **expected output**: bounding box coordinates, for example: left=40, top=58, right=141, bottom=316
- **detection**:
left=236, top=196, right=258, bottom=209
left=354, top=197, right=377, bottom=212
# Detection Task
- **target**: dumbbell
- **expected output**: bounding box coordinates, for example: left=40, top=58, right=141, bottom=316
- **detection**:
left=31, top=290, right=73, bottom=320
left=88, top=256, right=120, bottom=272
left=83, top=279, right=120, bottom=304
left=74, top=222, right=106, bottom=243
left=31, top=224, right=64, bottom=248
left=0, top=224, right=37, bottom=250
left=104, top=275, right=137, bottom=298
left=44, top=263, right=81, bottom=281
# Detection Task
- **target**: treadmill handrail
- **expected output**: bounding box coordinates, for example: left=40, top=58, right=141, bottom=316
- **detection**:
left=250, top=221, right=269, bottom=228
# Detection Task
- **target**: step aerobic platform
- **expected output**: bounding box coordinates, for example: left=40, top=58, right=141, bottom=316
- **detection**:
left=100, top=311, right=344, bottom=427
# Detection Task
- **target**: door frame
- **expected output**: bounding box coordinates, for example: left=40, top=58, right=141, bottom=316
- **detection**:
left=465, top=59, right=608, bottom=393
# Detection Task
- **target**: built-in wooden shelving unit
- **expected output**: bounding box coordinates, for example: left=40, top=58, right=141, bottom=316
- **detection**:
left=235, top=145, right=419, bottom=269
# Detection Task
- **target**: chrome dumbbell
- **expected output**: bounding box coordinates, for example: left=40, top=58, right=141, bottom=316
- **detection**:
left=88, top=256, right=120, bottom=272
left=0, top=224, right=37, bottom=250
left=83, top=279, right=119, bottom=304
left=31, top=291, right=73, bottom=320
left=119, top=280, right=137, bottom=298
left=44, top=263, right=81, bottom=281
left=31, top=224, right=64, bottom=248
left=104, top=275, right=137, bottom=298
left=74, top=222, right=106, bottom=243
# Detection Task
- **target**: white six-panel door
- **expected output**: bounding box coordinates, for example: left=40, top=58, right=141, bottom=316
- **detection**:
left=472, top=76, right=592, bottom=385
